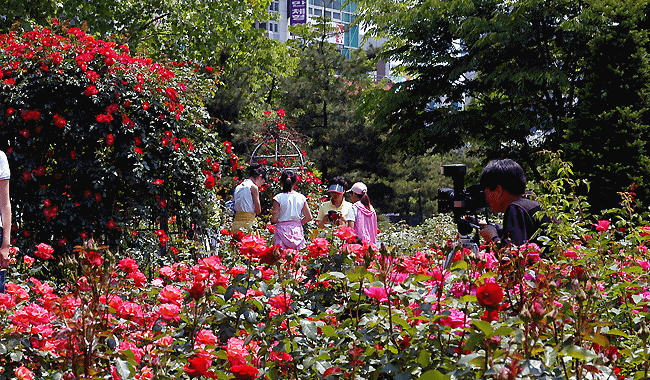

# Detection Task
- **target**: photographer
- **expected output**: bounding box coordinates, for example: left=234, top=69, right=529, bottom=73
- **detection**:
left=316, top=176, right=352, bottom=228
left=479, top=159, right=548, bottom=246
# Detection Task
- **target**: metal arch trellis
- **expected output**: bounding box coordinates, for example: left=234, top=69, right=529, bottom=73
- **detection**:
left=250, top=136, right=306, bottom=171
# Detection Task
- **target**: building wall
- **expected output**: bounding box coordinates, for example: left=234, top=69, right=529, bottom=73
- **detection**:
left=264, top=1, right=358, bottom=49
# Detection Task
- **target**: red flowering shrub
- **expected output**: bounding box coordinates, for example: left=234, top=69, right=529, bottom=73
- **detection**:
left=0, top=26, right=225, bottom=255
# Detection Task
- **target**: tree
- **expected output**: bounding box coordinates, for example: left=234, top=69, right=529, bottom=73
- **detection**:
left=277, top=17, right=382, bottom=181
left=0, top=26, right=224, bottom=255
left=357, top=0, right=650, bottom=211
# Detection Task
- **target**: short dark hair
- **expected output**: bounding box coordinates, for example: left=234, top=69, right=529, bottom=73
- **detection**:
left=480, top=159, right=527, bottom=195
left=248, top=163, right=267, bottom=181
left=327, top=176, right=348, bottom=191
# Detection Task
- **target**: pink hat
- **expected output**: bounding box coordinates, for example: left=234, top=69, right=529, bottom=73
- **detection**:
left=349, top=182, right=367, bottom=195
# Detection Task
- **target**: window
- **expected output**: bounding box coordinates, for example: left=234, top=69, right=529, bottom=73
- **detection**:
left=314, top=8, right=322, bottom=16
left=333, top=12, right=340, bottom=20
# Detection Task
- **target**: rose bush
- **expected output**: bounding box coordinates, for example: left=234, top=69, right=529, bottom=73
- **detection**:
left=2, top=157, right=650, bottom=380
left=0, top=26, right=225, bottom=259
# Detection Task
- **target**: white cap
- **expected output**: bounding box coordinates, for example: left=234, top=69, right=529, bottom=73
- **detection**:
left=349, top=182, right=367, bottom=195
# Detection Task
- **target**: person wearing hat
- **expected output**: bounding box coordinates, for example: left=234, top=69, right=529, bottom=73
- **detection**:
left=346, top=182, right=377, bottom=245
left=316, top=176, right=352, bottom=228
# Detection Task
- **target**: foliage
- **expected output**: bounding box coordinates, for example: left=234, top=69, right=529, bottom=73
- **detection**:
left=372, top=150, right=481, bottom=224
left=277, top=19, right=383, bottom=181
left=2, top=154, right=650, bottom=380
left=0, top=0, right=273, bottom=64
left=356, top=0, right=650, bottom=211
left=0, top=27, right=225, bottom=256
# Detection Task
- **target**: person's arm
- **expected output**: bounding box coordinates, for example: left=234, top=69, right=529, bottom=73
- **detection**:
left=250, top=185, right=261, bottom=215
left=0, top=179, right=11, bottom=269
left=301, top=201, right=312, bottom=225
left=480, top=224, right=499, bottom=242
left=346, top=206, right=356, bottom=228
left=270, top=200, right=280, bottom=224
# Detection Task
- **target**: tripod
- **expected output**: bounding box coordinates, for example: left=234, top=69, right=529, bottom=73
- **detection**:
left=442, top=218, right=481, bottom=270
left=443, top=233, right=479, bottom=269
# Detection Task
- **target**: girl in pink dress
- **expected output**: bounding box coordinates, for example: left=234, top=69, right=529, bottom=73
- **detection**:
left=271, top=170, right=312, bottom=249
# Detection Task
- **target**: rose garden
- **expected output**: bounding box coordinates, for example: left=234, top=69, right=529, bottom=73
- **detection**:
left=1, top=24, right=650, bottom=380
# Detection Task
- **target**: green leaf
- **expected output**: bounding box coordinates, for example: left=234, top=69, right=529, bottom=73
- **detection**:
left=346, top=266, right=374, bottom=281
left=9, top=351, right=23, bottom=362
left=417, top=369, right=450, bottom=380
left=472, top=320, right=493, bottom=335
left=114, top=358, right=134, bottom=380
left=320, top=324, right=337, bottom=338
left=560, top=345, right=597, bottom=361
left=606, top=329, right=629, bottom=338
left=300, top=319, right=318, bottom=340
left=417, top=350, right=431, bottom=367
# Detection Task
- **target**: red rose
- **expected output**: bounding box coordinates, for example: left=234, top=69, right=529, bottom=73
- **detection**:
left=476, top=282, right=503, bottom=309
left=84, top=250, right=104, bottom=266
left=230, top=364, right=258, bottom=380
left=204, top=175, right=216, bottom=189
left=34, top=243, right=55, bottom=260
left=96, top=114, right=114, bottom=124
left=184, top=356, right=216, bottom=378
left=84, top=85, right=98, bottom=96
left=52, top=114, right=67, bottom=128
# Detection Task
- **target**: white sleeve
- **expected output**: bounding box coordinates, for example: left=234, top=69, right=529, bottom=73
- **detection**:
left=0, top=151, right=9, bottom=180
left=346, top=206, right=357, bottom=222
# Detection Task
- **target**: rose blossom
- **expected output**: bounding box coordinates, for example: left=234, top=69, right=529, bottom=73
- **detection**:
left=476, top=282, right=504, bottom=309
left=34, top=243, right=55, bottom=259
left=230, top=364, right=258, bottom=380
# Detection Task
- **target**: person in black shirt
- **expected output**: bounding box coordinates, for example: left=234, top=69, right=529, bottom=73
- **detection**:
left=479, top=159, right=547, bottom=246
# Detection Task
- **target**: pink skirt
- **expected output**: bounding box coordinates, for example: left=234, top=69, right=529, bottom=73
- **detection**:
left=274, top=220, right=306, bottom=250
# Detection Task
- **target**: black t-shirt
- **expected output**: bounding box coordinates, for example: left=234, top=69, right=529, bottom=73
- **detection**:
left=498, top=198, right=548, bottom=246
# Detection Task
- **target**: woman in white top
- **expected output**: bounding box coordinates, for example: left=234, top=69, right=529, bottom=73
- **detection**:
left=0, top=150, right=11, bottom=293
left=271, top=170, right=312, bottom=250
left=231, top=163, right=267, bottom=233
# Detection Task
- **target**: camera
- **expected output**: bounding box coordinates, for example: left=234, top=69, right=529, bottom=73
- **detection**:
left=328, top=210, right=340, bottom=222
left=437, top=164, right=488, bottom=235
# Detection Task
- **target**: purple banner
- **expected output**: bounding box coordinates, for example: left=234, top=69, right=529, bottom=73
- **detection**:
left=290, top=0, right=307, bottom=24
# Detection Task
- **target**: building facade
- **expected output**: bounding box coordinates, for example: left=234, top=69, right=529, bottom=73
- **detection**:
left=259, top=1, right=390, bottom=80
left=261, top=1, right=359, bottom=54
